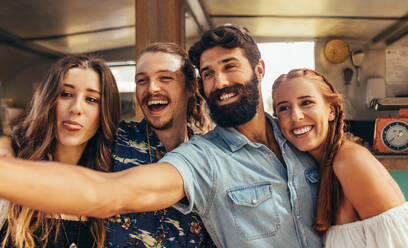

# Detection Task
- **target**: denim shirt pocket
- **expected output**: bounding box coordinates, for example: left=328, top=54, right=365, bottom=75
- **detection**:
left=305, top=169, right=320, bottom=199
left=227, top=182, right=280, bottom=240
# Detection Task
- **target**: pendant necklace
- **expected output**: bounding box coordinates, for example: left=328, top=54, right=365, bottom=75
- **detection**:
left=61, top=221, right=80, bottom=248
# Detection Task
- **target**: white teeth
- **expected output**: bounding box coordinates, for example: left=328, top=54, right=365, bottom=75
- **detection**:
left=293, top=126, right=312, bottom=135
left=148, top=100, right=168, bottom=106
left=219, top=93, right=236, bottom=101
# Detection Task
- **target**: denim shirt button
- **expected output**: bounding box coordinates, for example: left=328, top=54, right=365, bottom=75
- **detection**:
left=252, top=199, right=257, bottom=204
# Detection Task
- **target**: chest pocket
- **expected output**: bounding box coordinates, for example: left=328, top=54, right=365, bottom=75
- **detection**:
left=227, top=182, right=280, bottom=240
left=305, top=169, right=320, bottom=213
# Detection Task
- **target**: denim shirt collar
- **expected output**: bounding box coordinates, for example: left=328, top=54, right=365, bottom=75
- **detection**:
left=214, top=113, right=288, bottom=152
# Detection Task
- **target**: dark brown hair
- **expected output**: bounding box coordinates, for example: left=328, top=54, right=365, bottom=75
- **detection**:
left=2, top=55, right=120, bottom=248
left=137, top=42, right=209, bottom=133
left=188, top=24, right=261, bottom=97
left=273, top=68, right=345, bottom=233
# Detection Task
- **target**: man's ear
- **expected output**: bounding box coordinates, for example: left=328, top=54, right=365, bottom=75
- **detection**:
left=329, top=105, right=336, bottom=121
left=255, top=59, right=265, bottom=82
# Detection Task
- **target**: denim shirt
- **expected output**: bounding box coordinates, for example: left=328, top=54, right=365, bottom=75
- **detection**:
left=161, top=114, right=323, bottom=248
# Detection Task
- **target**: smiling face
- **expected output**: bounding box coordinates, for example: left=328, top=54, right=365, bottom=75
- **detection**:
left=56, top=67, right=101, bottom=150
left=273, top=77, right=335, bottom=159
left=135, top=52, right=191, bottom=130
left=199, top=46, right=262, bottom=127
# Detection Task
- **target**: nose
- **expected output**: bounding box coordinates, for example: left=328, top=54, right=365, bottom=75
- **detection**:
left=291, top=107, right=304, bottom=121
left=214, top=72, right=229, bottom=90
left=69, top=97, right=83, bottom=115
left=148, top=79, right=161, bottom=94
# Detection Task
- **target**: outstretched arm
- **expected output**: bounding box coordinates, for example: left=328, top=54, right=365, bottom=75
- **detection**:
left=0, top=157, right=185, bottom=218
left=0, top=136, right=14, bottom=157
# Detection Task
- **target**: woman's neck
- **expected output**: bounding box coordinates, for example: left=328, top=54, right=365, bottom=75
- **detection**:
left=53, top=143, right=87, bottom=164
left=52, top=143, right=88, bottom=221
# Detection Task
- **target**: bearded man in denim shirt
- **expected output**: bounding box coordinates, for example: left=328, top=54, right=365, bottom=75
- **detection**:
left=0, top=24, right=322, bottom=248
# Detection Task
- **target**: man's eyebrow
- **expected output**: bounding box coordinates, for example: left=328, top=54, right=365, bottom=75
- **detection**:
left=200, top=57, right=240, bottom=72
left=221, top=57, right=239, bottom=63
left=276, top=100, right=288, bottom=106
left=136, top=70, right=177, bottom=77
left=135, top=72, right=146, bottom=77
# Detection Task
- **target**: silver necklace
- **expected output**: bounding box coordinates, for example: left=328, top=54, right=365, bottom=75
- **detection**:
left=61, top=221, right=80, bottom=248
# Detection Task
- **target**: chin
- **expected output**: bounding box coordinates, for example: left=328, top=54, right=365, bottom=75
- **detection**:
left=147, top=119, right=173, bottom=130
left=290, top=141, right=313, bottom=152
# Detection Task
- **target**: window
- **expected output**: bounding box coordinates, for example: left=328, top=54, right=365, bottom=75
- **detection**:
left=258, top=42, right=315, bottom=115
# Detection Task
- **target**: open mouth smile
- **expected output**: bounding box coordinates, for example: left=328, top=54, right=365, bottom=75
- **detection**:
left=146, top=98, right=169, bottom=112
left=292, top=125, right=313, bottom=136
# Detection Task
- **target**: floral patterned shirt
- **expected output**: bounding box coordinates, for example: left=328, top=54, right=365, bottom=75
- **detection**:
left=105, top=120, right=215, bottom=248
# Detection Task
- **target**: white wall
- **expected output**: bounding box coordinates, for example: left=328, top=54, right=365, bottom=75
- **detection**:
left=315, top=38, right=408, bottom=120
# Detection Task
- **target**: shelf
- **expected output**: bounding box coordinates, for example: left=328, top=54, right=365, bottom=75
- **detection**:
left=376, top=155, right=408, bottom=170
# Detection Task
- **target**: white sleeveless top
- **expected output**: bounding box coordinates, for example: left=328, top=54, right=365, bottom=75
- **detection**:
left=325, top=202, right=408, bottom=248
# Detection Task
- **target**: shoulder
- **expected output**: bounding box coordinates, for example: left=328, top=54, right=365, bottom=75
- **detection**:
left=162, top=131, right=221, bottom=168
left=332, top=140, right=377, bottom=180
left=332, top=140, right=386, bottom=191
left=332, top=140, right=405, bottom=219
left=115, top=120, right=146, bottom=141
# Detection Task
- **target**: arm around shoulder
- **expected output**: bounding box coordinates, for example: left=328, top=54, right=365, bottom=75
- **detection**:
left=333, top=141, right=405, bottom=219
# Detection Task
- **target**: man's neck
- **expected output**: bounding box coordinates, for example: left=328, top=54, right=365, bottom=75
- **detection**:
left=152, top=122, right=189, bottom=152
left=235, top=106, right=270, bottom=146
left=235, top=107, right=285, bottom=165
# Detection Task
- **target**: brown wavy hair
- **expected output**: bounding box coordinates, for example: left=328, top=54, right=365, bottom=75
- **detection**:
left=137, top=42, right=209, bottom=133
left=272, top=68, right=345, bottom=233
left=2, top=55, right=121, bottom=248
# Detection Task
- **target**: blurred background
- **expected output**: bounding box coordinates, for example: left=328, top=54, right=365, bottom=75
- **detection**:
left=0, top=0, right=407, bottom=190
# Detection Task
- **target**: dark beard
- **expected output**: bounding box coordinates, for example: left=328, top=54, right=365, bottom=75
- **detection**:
left=206, top=74, right=259, bottom=127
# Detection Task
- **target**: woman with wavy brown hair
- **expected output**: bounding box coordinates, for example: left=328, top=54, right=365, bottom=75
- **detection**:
left=0, top=55, right=120, bottom=248
left=272, top=68, right=407, bottom=247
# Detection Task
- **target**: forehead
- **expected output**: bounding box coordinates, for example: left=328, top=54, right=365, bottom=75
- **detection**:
left=274, top=78, right=323, bottom=99
left=136, top=52, right=183, bottom=74
left=199, top=46, right=250, bottom=71
left=63, top=67, right=100, bottom=87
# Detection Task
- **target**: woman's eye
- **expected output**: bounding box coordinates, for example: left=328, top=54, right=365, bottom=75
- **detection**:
left=301, top=100, right=313, bottom=106
left=61, top=91, right=72, bottom=97
left=225, top=64, right=236, bottom=70
left=87, top=97, right=100, bottom=103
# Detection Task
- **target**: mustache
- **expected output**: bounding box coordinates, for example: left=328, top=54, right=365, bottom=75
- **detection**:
left=142, top=93, right=170, bottom=105
left=208, top=84, right=245, bottom=102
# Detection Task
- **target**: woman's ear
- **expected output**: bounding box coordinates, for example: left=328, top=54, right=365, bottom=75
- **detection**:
left=329, top=105, right=336, bottom=121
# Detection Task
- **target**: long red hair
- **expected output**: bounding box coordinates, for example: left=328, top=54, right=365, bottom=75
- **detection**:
left=273, top=68, right=345, bottom=233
